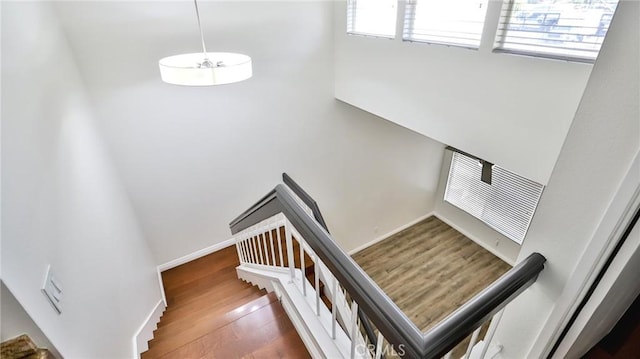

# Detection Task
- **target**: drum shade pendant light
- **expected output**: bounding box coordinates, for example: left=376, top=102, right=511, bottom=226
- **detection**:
left=159, top=0, right=252, bottom=86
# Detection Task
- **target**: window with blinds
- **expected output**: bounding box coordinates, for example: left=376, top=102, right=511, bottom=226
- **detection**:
left=403, top=0, right=489, bottom=48
left=347, top=0, right=398, bottom=38
left=444, top=152, right=544, bottom=244
left=495, top=0, right=619, bottom=62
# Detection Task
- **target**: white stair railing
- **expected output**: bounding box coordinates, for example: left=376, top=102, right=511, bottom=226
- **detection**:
left=230, top=176, right=545, bottom=359
left=235, top=213, right=377, bottom=359
left=233, top=211, right=504, bottom=359
left=235, top=217, right=509, bottom=358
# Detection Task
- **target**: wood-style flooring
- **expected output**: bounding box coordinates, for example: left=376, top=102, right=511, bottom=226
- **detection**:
left=141, top=246, right=310, bottom=359
left=141, top=216, right=510, bottom=358
left=352, top=216, right=512, bottom=356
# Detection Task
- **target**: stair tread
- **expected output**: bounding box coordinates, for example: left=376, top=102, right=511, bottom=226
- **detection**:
left=146, top=293, right=279, bottom=356
left=145, top=242, right=309, bottom=358
left=161, top=246, right=239, bottom=293
left=165, top=275, right=253, bottom=311
left=196, top=298, right=296, bottom=359
left=242, top=327, right=311, bottom=359
left=165, top=267, right=247, bottom=305
left=149, top=297, right=295, bottom=359
left=165, top=265, right=239, bottom=298
left=155, top=287, right=266, bottom=334
left=159, top=284, right=262, bottom=324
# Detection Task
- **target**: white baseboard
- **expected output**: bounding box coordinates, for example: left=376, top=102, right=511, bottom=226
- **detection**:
left=133, top=299, right=165, bottom=358
left=433, top=213, right=516, bottom=266
left=157, top=238, right=236, bottom=272
left=157, top=267, right=167, bottom=307
left=348, top=212, right=434, bottom=255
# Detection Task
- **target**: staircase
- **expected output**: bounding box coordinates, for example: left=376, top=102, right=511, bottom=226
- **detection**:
left=141, top=246, right=310, bottom=358
left=142, top=173, right=546, bottom=359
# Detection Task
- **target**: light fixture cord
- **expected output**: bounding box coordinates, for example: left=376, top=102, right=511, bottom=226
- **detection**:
left=193, top=0, right=208, bottom=57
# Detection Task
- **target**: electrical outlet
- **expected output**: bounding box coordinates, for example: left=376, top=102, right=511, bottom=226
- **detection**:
left=42, top=265, right=62, bottom=314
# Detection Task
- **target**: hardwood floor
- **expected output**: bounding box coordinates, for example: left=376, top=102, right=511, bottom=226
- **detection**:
left=141, top=246, right=310, bottom=359
left=352, top=216, right=512, bottom=356
left=142, top=216, right=510, bottom=358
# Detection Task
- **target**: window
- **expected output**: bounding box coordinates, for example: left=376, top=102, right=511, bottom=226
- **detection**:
left=444, top=152, right=544, bottom=244
left=403, top=0, right=489, bottom=48
left=495, top=0, right=619, bottom=62
left=347, top=0, right=398, bottom=38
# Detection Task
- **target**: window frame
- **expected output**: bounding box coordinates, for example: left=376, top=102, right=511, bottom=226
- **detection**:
left=344, top=0, right=618, bottom=64
left=402, top=0, right=490, bottom=50
left=347, top=0, right=399, bottom=39
left=443, top=150, right=545, bottom=244
left=493, top=0, right=620, bottom=63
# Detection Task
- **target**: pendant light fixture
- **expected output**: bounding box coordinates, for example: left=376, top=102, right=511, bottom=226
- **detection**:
left=159, top=0, right=252, bottom=86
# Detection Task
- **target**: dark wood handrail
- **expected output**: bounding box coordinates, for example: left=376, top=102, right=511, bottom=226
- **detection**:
left=282, top=173, right=331, bottom=233
left=229, top=183, right=546, bottom=358
left=281, top=174, right=381, bottom=354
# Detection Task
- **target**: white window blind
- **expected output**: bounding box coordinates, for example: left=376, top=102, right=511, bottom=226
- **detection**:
left=495, top=0, right=619, bottom=62
left=403, top=0, right=489, bottom=48
left=444, top=152, right=544, bottom=244
left=347, top=0, right=398, bottom=38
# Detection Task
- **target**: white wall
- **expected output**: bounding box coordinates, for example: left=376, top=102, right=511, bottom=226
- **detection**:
left=434, top=151, right=521, bottom=265
left=334, top=0, right=593, bottom=185
left=1, top=2, right=162, bottom=357
left=491, top=1, right=640, bottom=357
left=1, top=282, right=62, bottom=358
left=53, top=1, right=445, bottom=263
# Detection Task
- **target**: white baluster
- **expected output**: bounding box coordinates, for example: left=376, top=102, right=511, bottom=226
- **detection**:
left=331, top=278, right=337, bottom=339
left=374, top=332, right=384, bottom=359
left=464, top=327, right=482, bottom=359
left=479, top=309, right=504, bottom=359
left=301, top=241, right=306, bottom=296
left=235, top=240, right=243, bottom=264
left=238, top=240, right=247, bottom=263
left=249, top=236, right=257, bottom=264
left=244, top=239, right=251, bottom=263
left=315, top=256, right=320, bottom=315
left=257, top=234, right=265, bottom=265
left=269, top=227, right=276, bottom=266
left=263, top=229, right=270, bottom=265
left=285, top=221, right=295, bottom=280
left=350, top=301, right=359, bottom=359
left=277, top=225, right=284, bottom=267
left=248, top=235, right=255, bottom=264
left=263, top=233, right=271, bottom=265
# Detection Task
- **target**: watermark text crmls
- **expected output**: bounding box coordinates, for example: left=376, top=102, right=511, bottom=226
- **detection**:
left=356, top=343, right=406, bottom=357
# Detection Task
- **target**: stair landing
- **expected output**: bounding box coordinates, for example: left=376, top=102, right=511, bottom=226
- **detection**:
left=142, top=246, right=310, bottom=358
